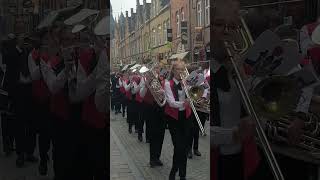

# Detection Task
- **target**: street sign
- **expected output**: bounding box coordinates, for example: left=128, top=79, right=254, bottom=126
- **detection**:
left=167, top=28, right=172, bottom=42
left=181, top=21, right=188, bottom=44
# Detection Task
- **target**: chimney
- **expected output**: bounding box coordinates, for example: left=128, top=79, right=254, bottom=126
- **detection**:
left=125, top=11, right=128, bottom=17
left=131, top=8, right=134, bottom=16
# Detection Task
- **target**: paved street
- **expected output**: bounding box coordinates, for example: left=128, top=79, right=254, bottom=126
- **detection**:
left=110, top=112, right=210, bottom=180
left=0, top=116, right=54, bottom=180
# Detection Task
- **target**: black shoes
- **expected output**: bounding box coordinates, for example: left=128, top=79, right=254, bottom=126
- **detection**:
left=39, top=160, right=48, bottom=176
left=169, top=169, right=178, bottom=180
left=150, top=159, right=163, bottom=168
left=194, top=149, right=201, bottom=156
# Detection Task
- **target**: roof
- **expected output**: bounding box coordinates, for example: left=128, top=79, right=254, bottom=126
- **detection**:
left=64, top=9, right=99, bottom=26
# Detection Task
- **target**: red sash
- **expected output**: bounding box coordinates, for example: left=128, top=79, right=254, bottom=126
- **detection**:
left=80, top=49, right=106, bottom=129
left=164, top=80, right=191, bottom=120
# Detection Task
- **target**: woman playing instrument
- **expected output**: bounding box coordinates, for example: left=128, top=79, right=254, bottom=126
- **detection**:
left=164, top=60, right=193, bottom=180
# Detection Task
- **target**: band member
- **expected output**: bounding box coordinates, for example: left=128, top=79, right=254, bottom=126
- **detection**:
left=119, top=72, right=127, bottom=118
left=136, top=75, right=147, bottom=142
left=28, top=41, right=51, bottom=175
left=40, top=43, right=74, bottom=179
left=69, top=41, right=108, bottom=179
left=165, top=60, right=193, bottom=180
left=140, top=66, right=166, bottom=167
left=114, top=73, right=122, bottom=114
left=6, top=35, right=38, bottom=167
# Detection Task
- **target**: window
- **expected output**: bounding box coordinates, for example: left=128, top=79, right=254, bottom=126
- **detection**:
left=181, top=8, right=185, bottom=21
left=197, top=1, right=202, bottom=26
left=163, top=21, right=167, bottom=43
left=153, top=28, right=156, bottom=47
left=176, top=11, right=180, bottom=36
left=158, top=25, right=162, bottom=45
left=205, top=0, right=210, bottom=26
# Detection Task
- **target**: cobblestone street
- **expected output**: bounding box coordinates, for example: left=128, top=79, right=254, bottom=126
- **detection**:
left=110, top=112, right=210, bottom=180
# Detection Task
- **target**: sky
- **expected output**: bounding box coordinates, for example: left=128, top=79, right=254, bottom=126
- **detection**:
left=111, top=0, right=151, bottom=19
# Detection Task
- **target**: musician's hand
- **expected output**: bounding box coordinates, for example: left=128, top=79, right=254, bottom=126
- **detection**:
left=288, top=118, right=304, bottom=145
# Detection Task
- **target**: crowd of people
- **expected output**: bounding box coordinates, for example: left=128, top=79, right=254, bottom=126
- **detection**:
left=110, top=59, right=210, bottom=179
left=0, top=24, right=109, bottom=180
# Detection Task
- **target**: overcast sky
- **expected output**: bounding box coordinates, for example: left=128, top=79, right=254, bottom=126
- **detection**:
left=111, top=0, right=151, bottom=19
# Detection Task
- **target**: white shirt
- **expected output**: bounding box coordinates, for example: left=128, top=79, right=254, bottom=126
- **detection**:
left=300, top=25, right=314, bottom=56
left=28, top=52, right=41, bottom=81
left=95, top=49, right=109, bottom=113
left=40, top=59, right=67, bottom=94
left=164, top=78, right=186, bottom=111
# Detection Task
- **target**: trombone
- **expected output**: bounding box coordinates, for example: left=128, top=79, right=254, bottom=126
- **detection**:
left=180, top=67, right=205, bottom=135
left=224, top=17, right=284, bottom=180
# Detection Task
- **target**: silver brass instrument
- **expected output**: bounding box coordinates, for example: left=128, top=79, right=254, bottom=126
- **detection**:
left=139, top=61, right=166, bottom=107
left=180, top=67, right=205, bottom=135
left=223, top=17, right=285, bottom=180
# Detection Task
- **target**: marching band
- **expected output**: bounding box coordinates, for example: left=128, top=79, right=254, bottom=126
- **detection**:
left=111, top=58, right=210, bottom=180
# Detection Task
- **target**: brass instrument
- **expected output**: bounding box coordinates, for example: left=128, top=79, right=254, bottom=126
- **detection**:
left=180, top=67, right=205, bottom=135
left=186, top=61, right=210, bottom=114
left=266, top=111, right=320, bottom=155
left=139, top=61, right=167, bottom=107
left=223, top=17, right=285, bottom=180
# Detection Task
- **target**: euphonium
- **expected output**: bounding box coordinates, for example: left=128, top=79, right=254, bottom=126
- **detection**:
left=139, top=61, right=166, bottom=107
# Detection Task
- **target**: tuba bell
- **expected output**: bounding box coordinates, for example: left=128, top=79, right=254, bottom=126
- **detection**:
left=139, top=61, right=166, bottom=107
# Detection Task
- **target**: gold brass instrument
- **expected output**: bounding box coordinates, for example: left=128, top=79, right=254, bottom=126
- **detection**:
left=223, top=17, right=285, bottom=180
left=186, top=61, right=210, bottom=114
left=180, top=67, right=205, bottom=135
left=139, top=61, right=167, bottom=107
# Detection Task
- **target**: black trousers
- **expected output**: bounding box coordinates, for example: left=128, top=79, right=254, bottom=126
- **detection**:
left=114, top=89, right=121, bottom=113
left=137, top=103, right=150, bottom=139
left=34, top=102, right=52, bottom=162
left=1, top=112, right=15, bottom=153
left=189, top=112, right=207, bottom=151
left=167, top=111, right=193, bottom=178
left=128, top=99, right=138, bottom=130
left=120, top=94, right=127, bottom=116
left=149, top=105, right=165, bottom=161
left=13, top=83, right=37, bottom=156
left=218, top=153, right=244, bottom=180
left=52, top=118, right=75, bottom=180
left=77, top=126, right=108, bottom=180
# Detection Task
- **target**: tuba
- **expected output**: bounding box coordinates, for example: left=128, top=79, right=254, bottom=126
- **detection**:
left=139, top=61, right=166, bottom=107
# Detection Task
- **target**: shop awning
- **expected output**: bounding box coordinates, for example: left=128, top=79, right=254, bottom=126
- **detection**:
left=94, top=15, right=109, bottom=36
left=37, top=5, right=80, bottom=29
left=64, top=9, right=99, bottom=26
left=169, top=52, right=189, bottom=60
